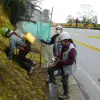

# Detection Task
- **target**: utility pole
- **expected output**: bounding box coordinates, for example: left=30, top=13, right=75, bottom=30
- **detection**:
left=48, top=7, right=53, bottom=39
left=40, top=11, right=42, bottom=68
left=50, top=7, right=53, bottom=24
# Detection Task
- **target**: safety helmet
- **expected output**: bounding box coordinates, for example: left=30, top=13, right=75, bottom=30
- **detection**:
left=59, top=32, right=70, bottom=42
left=56, top=25, right=63, bottom=30
left=0, top=27, right=9, bottom=37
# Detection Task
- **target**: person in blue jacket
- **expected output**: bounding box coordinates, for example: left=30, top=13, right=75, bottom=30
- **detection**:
left=41, top=25, right=63, bottom=75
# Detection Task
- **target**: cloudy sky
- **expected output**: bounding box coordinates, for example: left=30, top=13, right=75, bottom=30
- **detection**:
left=41, top=0, right=100, bottom=23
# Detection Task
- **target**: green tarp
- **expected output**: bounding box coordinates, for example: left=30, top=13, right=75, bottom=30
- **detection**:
left=22, top=21, right=50, bottom=41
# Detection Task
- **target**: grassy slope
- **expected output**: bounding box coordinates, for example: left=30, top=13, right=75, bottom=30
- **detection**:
left=0, top=4, right=49, bottom=100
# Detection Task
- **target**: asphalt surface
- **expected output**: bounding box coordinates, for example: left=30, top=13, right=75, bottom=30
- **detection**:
left=50, top=27, right=100, bottom=100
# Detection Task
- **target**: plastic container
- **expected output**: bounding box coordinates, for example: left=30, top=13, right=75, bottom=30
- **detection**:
left=24, top=32, right=36, bottom=44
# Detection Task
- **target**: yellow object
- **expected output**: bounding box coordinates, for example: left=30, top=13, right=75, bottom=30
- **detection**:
left=24, top=32, right=36, bottom=44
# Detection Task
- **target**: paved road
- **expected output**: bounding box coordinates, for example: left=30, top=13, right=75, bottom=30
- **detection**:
left=50, top=27, right=100, bottom=100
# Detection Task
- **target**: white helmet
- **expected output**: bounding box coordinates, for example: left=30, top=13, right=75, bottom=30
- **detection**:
left=59, top=32, right=70, bottom=42
left=56, top=25, right=63, bottom=29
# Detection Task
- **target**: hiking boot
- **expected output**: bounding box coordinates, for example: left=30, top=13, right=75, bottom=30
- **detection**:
left=28, top=66, right=34, bottom=75
left=59, top=93, right=70, bottom=99
left=46, top=79, right=56, bottom=84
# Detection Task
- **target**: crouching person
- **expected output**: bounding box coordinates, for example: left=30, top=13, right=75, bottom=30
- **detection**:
left=16, top=41, right=36, bottom=75
left=47, top=32, right=77, bottom=99
left=1, top=27, right=36, bottom=75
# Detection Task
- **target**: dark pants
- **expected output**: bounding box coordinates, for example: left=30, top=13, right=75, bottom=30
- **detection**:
left=61, top=73, right=69, bottom=94
left=48, top=66, right=69, bottom=94
left=58, top=69, right=61, bottom=74
left=17, top=45, right=33, bottom=72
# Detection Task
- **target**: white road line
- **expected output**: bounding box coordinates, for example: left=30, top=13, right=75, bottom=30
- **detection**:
left=76, top=64, right=100, bottom=92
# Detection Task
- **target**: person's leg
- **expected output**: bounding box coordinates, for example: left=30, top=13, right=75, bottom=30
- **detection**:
left=24, top=58, right=36, bottom=66
left=19, top=60, right=31, bottom=71
left=21, top=45, right=36, bottom=66
left=17, top=49, right=26, bottom=62
left=8, top=39, right=16, bottom=60
left=17, top=44, right=30, bottom=62
left=47, top=66, right=59, bottom=84
left=59, top=74, right=70, bottom=99
left=55, top=69, right=61, bottom=76
left=62, top=75, right=69, bottom=95
left=17, top=48, right=34, bottom=75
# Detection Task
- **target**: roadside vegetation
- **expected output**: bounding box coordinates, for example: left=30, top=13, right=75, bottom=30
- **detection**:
left=0, top=3, right=49, bottom=100
left=52, top=4, right=100, bottom=30
left=52, top=23, right=100, bottom=29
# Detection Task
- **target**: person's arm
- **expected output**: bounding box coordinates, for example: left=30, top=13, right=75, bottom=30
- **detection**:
left=41, top=35, right=55, bottom=45
left=41, top=39, right=53, bottom=45
left=59, top=48, right=76, bottom=65
left=6, top=30, right=13, bottom=38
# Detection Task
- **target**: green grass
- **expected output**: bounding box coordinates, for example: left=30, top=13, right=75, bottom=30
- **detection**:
left=0, top=4, right=49, bottom=100
left=0, top=4, right=14, bottom=30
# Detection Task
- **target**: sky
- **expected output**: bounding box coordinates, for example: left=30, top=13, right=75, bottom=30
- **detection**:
left=41, top=0, right=100, bottom=23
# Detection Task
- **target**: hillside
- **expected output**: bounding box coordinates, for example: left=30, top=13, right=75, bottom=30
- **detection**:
left=0, top=4, right=49, bottom=100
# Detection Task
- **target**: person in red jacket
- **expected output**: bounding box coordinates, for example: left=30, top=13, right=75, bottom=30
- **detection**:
left=47, top=32, right=77, bottom=99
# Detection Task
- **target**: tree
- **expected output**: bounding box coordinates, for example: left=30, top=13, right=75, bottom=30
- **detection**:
left=77, top=4, right=95, bottom=24
left=41, top=9, right=50, bottom=22
left=92, top=15, right=97, bottom=23
left=92, top=15, right=98, bottom=27
left=66, top=15, right=75, bottom=24
left=4, top=0, right=43, bottom=25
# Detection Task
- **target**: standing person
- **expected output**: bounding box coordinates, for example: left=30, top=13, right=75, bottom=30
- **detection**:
left=41, top=25, right=63, bottom=75
left=75, top=18, right=79, bottom=27
left=47, top=32, right=77, bottom=99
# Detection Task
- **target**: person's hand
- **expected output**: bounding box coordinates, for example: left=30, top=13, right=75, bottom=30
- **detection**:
left=55, top=57, right=60, bottom=62
left=20, top=34, right=25, bottom=38
left=40, top=39, right=44, bottom=42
